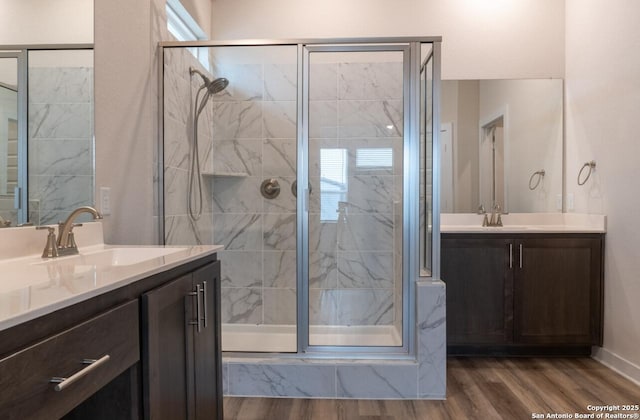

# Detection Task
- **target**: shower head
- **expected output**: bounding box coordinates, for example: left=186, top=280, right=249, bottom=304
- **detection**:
left=189, top=67, right=229, bottom=94
left=208, top=77, right=229, bottom=94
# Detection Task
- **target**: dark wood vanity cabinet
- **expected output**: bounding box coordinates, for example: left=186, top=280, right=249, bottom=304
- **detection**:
left=142, top=260, right=222, bottom=420
left=442, top=237, right=514, bottom=345
left=0, top=300, right=140, bottom=420
left=0, top=253, right=222, bottom=420
left=442, top=233, right=604, bottom=355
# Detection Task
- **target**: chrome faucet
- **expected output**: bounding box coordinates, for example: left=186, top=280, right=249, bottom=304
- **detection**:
left=482, top=203, right=503, bottom=227
left=55, top=206, right=103, bottom=256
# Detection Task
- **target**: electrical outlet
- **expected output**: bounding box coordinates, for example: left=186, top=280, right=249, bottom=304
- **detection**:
left=100, top=187, right=111, bottom=216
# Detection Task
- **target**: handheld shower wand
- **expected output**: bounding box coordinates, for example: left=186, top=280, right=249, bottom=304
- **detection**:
left=188, top=67, right=229, bottom=225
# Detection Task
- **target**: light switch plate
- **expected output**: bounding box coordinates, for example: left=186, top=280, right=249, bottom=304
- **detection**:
left=100, top=187, right=111, bottom=216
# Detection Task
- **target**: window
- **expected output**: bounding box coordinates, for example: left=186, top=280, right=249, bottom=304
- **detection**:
left=166, top=0, right=209, bottom=70
left=356, top=147, right=393, bottom=169
left=320, top=148, right=348, bottom=222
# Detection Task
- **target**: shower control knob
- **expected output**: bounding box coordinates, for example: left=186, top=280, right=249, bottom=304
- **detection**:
left=260, top=178, right=281, bottom=199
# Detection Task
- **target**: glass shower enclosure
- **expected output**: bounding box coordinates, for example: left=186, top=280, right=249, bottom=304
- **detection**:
left=160, top=38, right=439, bottom=356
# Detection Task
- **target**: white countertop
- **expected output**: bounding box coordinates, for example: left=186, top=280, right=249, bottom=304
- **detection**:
left=0, top=223, right=223, bottom=332
left=440, top=213, right=606, bottom=233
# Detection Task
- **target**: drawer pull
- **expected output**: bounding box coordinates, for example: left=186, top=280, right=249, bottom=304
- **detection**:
left=509, top=244, right=513, bottom=269
left=189, top=284, right=202, bottom=333
left=50, top=354, right=111, bottom=392
left=202, top=281, right=208, bottom=328
left=519, top=243, right=523, bottom=269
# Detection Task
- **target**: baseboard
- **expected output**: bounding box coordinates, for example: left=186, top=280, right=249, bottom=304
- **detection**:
left=592, top=346, right=640, bottom=386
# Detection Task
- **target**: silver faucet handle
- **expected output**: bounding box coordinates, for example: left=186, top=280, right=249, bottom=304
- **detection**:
left=36, top=226, right=59, bottom=258
left=477, top=204, right=486, bottom=214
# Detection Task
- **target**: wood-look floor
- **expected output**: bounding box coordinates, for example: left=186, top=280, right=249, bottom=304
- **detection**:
left=224, top=357, right=640, bottom=420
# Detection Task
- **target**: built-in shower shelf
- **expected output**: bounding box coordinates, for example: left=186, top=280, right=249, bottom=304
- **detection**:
left=202, top=171, right=249, bottom=178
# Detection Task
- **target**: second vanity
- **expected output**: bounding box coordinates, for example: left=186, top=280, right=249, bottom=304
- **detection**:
left=441, top=213, right=605, bottom=356
left=0, top=222, right=223, bottom=419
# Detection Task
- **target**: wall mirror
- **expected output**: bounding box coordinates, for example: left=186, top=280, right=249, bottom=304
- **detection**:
left=440, top=79, right=563, bottom=214
left=0, top=0, right=94, bottom=227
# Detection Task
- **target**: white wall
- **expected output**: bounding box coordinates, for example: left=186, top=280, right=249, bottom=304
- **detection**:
left=210, top=0, right=565, bottom=79
left=566, top=0, right=640, bottom=379
left=181, top=0, right=212, bottom=38
left=479, top=79, right=563, bottom=213
left=441, top=80, right=479, bottom=212
left=94, top=0, right=157, bottom=245
left=0, top=0, right=92, bottom=44
left=92, top=0, right=566, bottom=247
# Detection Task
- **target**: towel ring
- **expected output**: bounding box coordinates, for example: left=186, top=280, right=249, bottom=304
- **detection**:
left=528, top=170, right=545, bottom=190
left=577, top=161, right=596, bottom=186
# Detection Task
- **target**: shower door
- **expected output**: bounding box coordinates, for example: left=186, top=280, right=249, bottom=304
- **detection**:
left=301, top=45, right=409, bottom=350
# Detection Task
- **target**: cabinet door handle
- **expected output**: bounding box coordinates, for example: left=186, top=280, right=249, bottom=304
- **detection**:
left=509, top=243, right=513, bottom=268
left=202, top=281, right=208, bottom=328
left=50, top=355, right=111, bottom=392
left=189, top=284, right=202, bottom=333
left=519, top=243, right=523, bottom=268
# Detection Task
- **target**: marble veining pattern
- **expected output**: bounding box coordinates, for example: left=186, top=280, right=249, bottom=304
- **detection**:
left=338, top=100, right=403, bottom=138
left=213, top=213, right=262, bottom=251
left=28, top=67, right=93, bottom=104
left=262, top=138, right=296, bottom=177
left=228, top=364, right=336, bottom=398
left=28, top=66, right=94, bottom=225
left=29, top=103, right=92, bottom=139
left=337, top=251, right=394, bottom=289
left=262, top=101, right=297, bottom=138
left=212, top=177, right=262, bottom=213
left=264, top=63, right=297, bottom=101
left=263, top=250, right=296, bottom=288
left=417, top=281, right=447, bottom=398
left=212, top=139, right=262, bottom=176
left=336, top=289, right=393, bottom=325
left=223, top=281, right=447, bottom=399
left=338, top=61, right=404, bottom=101
left=263, top=288, right=297, bottom=325
left=164, top=55, right=413, bottom=340
left=211, top=101, right=262, bottom=139
left=29, top=139, right=92, bottom=176
left=336, top=365, right=417, bottom=398
left=213, top=56, right=445, bottom=400
left=219, top=250, right=262, bottom=288
left=221, top=287, right=262, bottom=324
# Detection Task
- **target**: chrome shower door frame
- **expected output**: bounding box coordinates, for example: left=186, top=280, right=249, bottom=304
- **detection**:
left=157, top=37, right=442, bottom=358
left=297, top=42, right=419, bottom=357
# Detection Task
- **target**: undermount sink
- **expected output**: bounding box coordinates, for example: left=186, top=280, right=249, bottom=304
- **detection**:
left=32, top=247, right=187, bottom=267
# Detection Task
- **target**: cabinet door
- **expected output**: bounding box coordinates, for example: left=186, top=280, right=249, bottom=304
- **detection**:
left=514, top=237, right=603, bottom=345
left=442, top=236, right=514, bottom=345
left=191, top=261, right=222, bottom=420
left=142, top=274, right=194, bottom=420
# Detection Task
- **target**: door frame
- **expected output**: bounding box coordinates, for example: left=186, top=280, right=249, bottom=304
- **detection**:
left=298, top=42, right=415, bottom=356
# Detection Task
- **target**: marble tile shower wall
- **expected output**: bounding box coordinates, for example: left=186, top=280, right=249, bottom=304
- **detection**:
left=209, top=57, right=299, bottom=326
left=210, top=57, right=405, bottom=328
left=163, top=48, right=215, bottom=246
left=308, top=61, right=404, bottom=328
left=28, top=67, right=94, bottom=225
